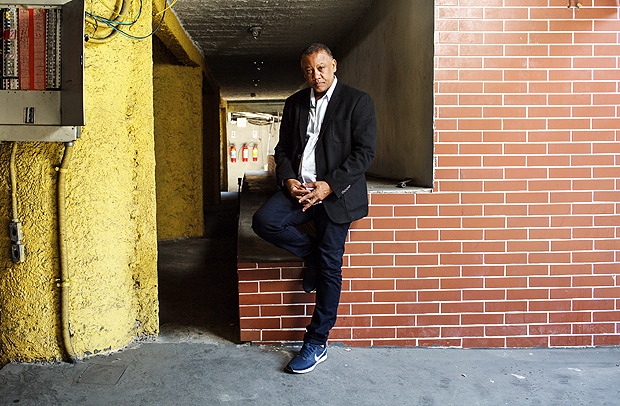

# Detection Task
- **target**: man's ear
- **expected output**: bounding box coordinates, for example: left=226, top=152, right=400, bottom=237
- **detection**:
left=333, top=59, right=337, bottom=72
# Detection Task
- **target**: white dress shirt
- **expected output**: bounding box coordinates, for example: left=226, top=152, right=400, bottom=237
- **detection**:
left=299, top=77, right=338, bottom=186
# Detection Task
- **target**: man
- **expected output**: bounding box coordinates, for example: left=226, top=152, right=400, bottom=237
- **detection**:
left=252, top=43, right=376, bottom=373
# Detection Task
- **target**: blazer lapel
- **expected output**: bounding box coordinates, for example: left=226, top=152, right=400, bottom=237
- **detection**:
left=299, top=89, right=311, bottom=147
left=318, top=81, right=342, bottom=140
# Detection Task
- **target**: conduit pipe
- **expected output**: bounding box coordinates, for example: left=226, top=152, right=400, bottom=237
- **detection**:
left=10, top=142, right=18, bottom=221
left=57, top=142, right=76, bottom=363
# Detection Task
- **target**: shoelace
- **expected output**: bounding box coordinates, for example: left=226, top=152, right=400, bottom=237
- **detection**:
left=299, top=343, right=323, bottom=359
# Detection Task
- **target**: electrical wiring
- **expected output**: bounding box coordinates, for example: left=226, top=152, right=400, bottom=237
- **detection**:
left=87, top=8, right=166, bottom=41
left=86, top=0, right=171, bottom=42
left=93, top=0, right=139, bottom=22
left=155, top=0, right=178, bottom=15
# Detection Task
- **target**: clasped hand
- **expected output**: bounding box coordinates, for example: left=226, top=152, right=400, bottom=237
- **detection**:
left=285, top=179, right=332, bottom=212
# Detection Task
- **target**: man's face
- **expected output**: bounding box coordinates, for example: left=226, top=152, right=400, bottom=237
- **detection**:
left=301, top=51, right=337, bottom=97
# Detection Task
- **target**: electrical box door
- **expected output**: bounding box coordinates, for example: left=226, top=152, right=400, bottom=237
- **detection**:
left=0, top=0, right=84, bottom=142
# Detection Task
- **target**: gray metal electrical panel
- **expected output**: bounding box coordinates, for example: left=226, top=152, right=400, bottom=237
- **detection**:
left=0, top=0, right=84, bottom=142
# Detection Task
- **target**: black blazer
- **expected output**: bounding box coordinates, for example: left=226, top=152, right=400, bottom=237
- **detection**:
left=275, top=81, right=377, bottom=224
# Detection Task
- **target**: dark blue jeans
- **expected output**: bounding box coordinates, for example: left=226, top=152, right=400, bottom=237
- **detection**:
left=252, top=190, right=350, bottom=345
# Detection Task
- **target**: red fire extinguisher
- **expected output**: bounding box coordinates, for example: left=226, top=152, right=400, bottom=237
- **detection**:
left=242, top=144, right=249, bottom=162
left=252, top=144, right=258, bottom=161
left=230, top=145, right=236, bottom=163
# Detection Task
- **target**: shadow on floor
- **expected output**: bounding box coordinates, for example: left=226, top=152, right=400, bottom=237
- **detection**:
left=157, top=192, right=240, bottom=343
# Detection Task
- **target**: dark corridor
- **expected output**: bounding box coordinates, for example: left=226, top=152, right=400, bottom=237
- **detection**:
left=157, top=192, right=240, bottom=343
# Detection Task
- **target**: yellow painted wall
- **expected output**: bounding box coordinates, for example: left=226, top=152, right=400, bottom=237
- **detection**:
left=0, top=0, right=158, bottom=365
left=153, top=63, right=204, bottom=240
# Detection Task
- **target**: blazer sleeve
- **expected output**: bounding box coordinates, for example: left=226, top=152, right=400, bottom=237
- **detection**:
left=274, top=97, right=298, bottom=186
left=324, top=93, right=377, bottom=199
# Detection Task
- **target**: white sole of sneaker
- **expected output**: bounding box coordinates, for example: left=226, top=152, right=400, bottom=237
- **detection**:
left=287, top=351, right=327, bottom=374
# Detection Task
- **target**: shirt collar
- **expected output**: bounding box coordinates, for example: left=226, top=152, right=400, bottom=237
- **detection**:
left=310, top=76, right=338, bottom=107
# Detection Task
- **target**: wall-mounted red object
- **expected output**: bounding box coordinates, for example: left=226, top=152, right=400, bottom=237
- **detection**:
left=252, top=144, right=258, bottom=161
left=230, top=145, right=236, bottom=163
left=242, top=144, right=249, bottom=162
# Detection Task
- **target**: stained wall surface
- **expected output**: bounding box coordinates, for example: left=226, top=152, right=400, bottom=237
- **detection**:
left=0, top=0, right=158, bottom=364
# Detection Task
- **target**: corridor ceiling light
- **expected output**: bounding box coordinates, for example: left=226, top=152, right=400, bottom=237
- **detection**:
left=249, top=26, right=262, bottom=39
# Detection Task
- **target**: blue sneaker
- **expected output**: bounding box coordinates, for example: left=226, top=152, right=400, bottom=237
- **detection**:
left=284, top=342, right=327, bottom=374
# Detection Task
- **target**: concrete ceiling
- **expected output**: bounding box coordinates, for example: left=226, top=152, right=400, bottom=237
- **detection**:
left=171, top=0, right=374, bottom=101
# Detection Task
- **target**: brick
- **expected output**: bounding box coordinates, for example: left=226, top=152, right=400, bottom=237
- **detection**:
left=574, top=227, right=614, bottom=239
left=374, top=291, right=417, bottom=303
left=530, top=276, right=571, bottom=288
left=530, top=324, right=571, bottom=336
left=282, top=292, right=315, bottom=305
left=505, top=94, right=547, bottom=105
left=461, top=192, right=504, bottom=204
left=418, top=290, right=462, bottom=302
left=351, top=327, right=396, bottom=340
left=397, top=327, right=441, bottom=338
left=550, top=264, right=592, bottom=275
left=550, top=312, right=592, bottom=323
left=506, top=216, right=549, bottom=228
left=549, top=20, right=593, bottom=32
left=485, top=82, right=529, bottom=94
left=395, top=230, right=438, bottom=242
left=441, top=302, right=484, bottom=314
left=463, top=241, right=505, bottom=253
left=594, top=335, right=620, bottom=346
left=505, top=20, right=548, bottom=31
left=238, top=268, right=281, bottom=281
left=507, top=288, right=549, bottom=300
left=459, top=19, right=503, bottom=31
left=550, top=45, right=593, bottom=57
left=529, top=300, right=571, bottom=312
left=239, top=293, right=281, bottom=305
left=463, top=337, right=505, bottom=348
left=550, top=288, right=592, bottom=299
left=373, top=218, right=416, bottom=230
left=506, top=337, right=549, bottom=348
left=551, top=240, right=593, bottom=252
left=463, top=289, right=506, bottom=301
left=372, top=315, right=416, bottom=327
left=573, top=251, right=615, bottom=263
left=394, top=205, right=438, bottom=217
left=349, top=230, right=394, bottom=242
left=418, top=241, right=461, bottom=253
left=549, top=191, right=592, bottom=203
left=417, top=314, right=460, bottom=326
left=462, top=217, right=506, bottom=229
left=574, top=323, right=615, bottom=335
left=549, top=70, right=592, bottom=81
left=460, top=70, right=503, bottom=81
left=442, top=326, right=484, bottom=338
left=573, top=57, right=617, bottom=69
left=440, top=253, right=484, bottom=265
left=396, top=278, right=439, bottom=290
left=484, top=228, right=527, bottom=240
left=459, top=45, right=503, bottom=57
left=548, top=94, right=592, bottom=106
left=370, top=194, right=415, bottom=205
left=351, top=303, right=396, bottom=315
left=373, top=242, right=416, bottom=255
left=484, top=204, right=528, bottom=215
left=529, top=204, right=571, bottom=216
left=395, top=254, right=439, bottom=266
left=550, top=336, right=592, bottom=347
left=397, top=303, right=440, bottom=315
left=417, top=266, right=460, bottom=278
left=349, top=255, right=393, bottom=267
left=486, top=325, right=528, bottom=336
left=342, top=267, right=372, bottom=279
left=240, top=330, right=261, bottom=342
left=594, top=287, right=620, bottom=299
left=506, top=45, right=549, bottom=57
left=550, top=215, right=592, bottom=228
left=593, top=263, right=619, bottom=275
left=593, top=311, right=620, bottom=322
left=462, top=265, right=505, bottom=277
left=241, top=317, right=281, bottom=330
left=529, top=252, right=571, bottom=264
left=529, top=228, right=571, bottom=240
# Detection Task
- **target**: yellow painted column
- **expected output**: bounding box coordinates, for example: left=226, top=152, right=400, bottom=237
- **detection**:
left=0, top=0, right=158, bottom=364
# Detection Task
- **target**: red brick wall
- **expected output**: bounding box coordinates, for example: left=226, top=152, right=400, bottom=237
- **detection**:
left=238, top=1, right=620, bottom=347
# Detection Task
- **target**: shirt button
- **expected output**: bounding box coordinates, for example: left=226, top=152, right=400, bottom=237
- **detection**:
left=297, top=154, right=302, bottom=159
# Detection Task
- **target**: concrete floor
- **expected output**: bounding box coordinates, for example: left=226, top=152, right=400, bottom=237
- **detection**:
left=1, top=192, right=620, bottom=405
